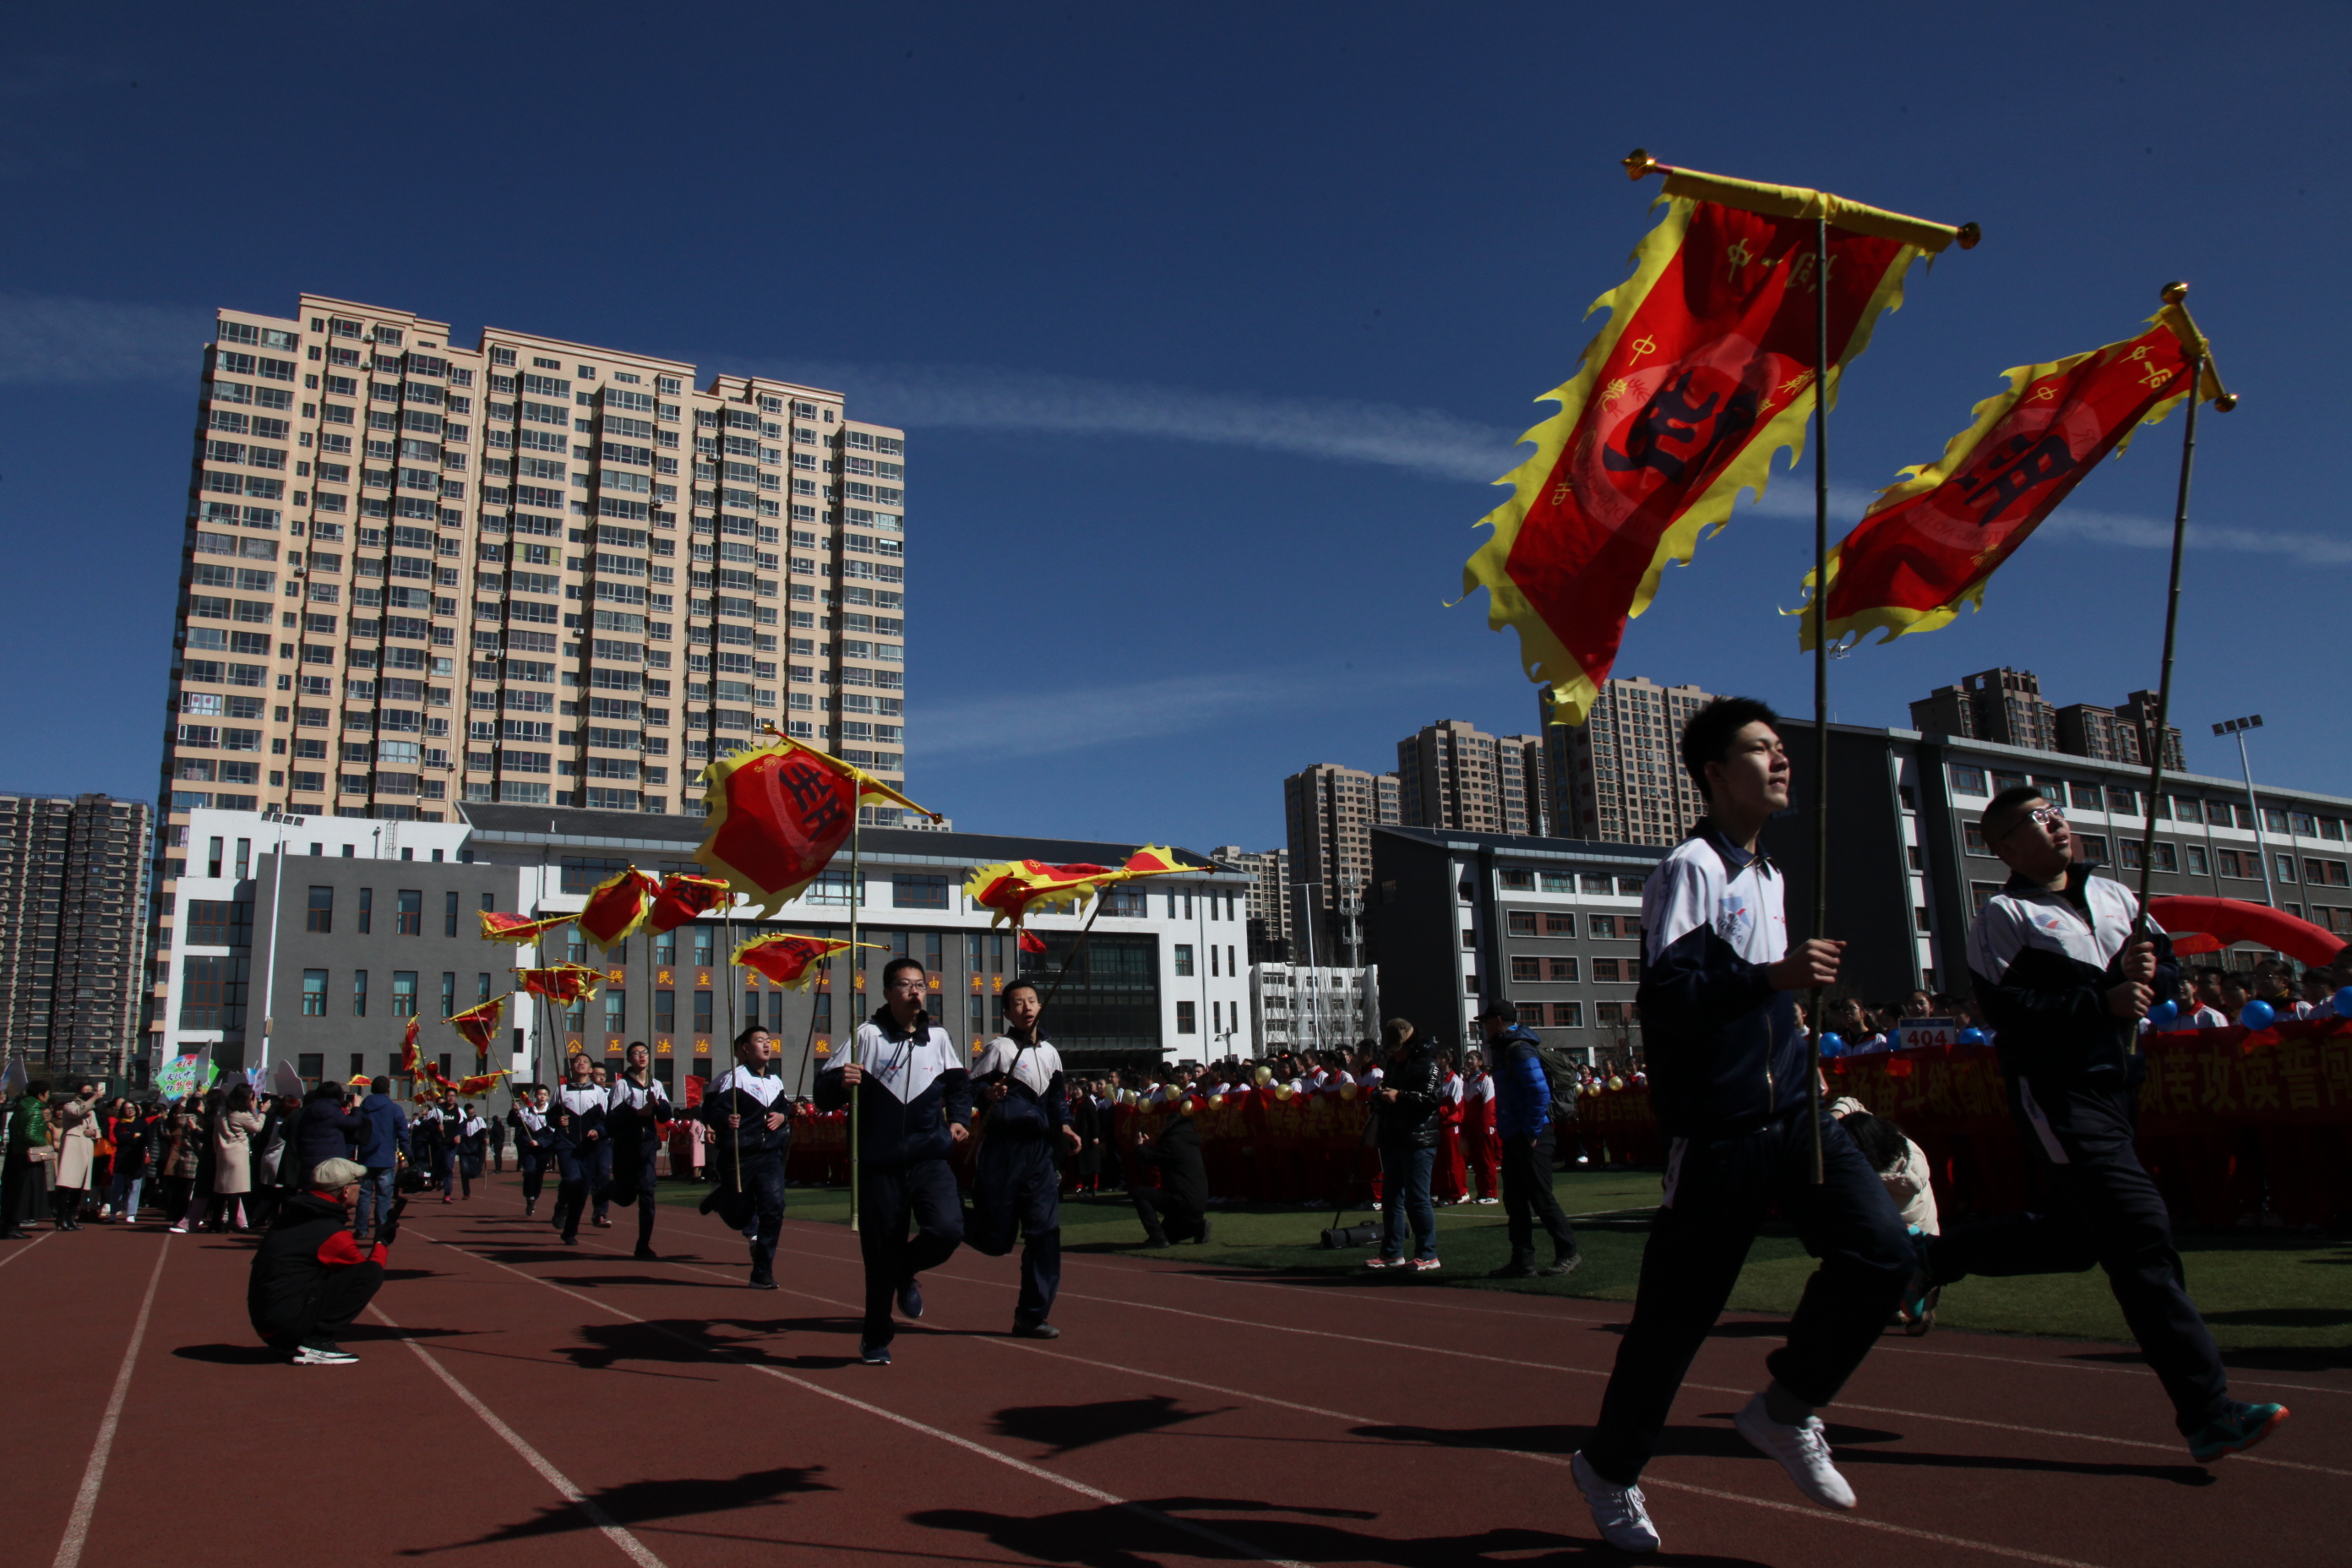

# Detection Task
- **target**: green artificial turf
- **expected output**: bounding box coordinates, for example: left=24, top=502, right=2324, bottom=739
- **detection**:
left=661, top=1170, right=2351, bottom=1358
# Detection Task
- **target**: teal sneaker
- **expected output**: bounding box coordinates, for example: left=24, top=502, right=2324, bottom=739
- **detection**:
left=2186, top=1401, right=2288, bottom=1462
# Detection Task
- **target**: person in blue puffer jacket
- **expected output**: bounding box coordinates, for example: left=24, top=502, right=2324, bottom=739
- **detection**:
left=1478, top=1004, right=1578, bottom=1278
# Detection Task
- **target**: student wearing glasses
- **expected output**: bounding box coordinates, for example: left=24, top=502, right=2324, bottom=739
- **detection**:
left=1919, top=786, right=2289, bottom=1464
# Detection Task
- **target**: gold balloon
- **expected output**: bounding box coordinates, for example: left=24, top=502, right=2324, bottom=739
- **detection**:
left=1254, top=1064, right=1273, bottom=1086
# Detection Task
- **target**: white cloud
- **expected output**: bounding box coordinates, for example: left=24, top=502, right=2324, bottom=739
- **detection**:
left=0, top=293, right=207, bottom=383
left=732, top=357, right=1523, bottom=485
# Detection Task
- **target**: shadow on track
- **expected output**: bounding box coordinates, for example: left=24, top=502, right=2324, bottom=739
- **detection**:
left=400, top=1463, right=833, bottom=1554
left=912, top=1494, right=1750, bottom=1568
left=988, top=1394, right=1233, bottom=1456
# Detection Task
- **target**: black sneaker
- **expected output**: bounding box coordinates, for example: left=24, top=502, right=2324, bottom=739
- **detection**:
left=1538, top=1250, right=1582, bottom=1278
left=1488, top=1263, right=1538, bottom=1279
left=1011, top=1320, right=1061, bottom=1339
left=896, top=1280, right=923, bottom=1320
left=749, top=1272, right=778, bottom=1290
left=859, top=1338, right=892, bottom=1366
left=634, top=1244, right=657, bottom=1261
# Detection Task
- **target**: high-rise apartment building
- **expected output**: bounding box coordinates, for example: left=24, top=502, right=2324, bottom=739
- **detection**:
left=1909, top=667, right=2056, bottom=753
left=1396, top=719, right=1544, bottom=836
left=1282, top=765, right=1398, bottom=966
left=1211, top=844, right=1293, bottom=961
left=155, top=297, right=909, bottom=1052
left=0, top=792, right=152, bottom=1081
left=1500, top=732, right=1549, bottom=837
left=1911, top=668, right=2185, bottom=771
left=1540, top=677, right=1717, bottom=846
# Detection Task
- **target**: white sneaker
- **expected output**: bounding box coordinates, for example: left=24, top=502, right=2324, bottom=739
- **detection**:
left=1476, top=1196, right=1499, bottom=1205
left=291, top=1345, right=358, bottom=1365
left=1734, top=1392, right=1856, bottom=1509
left=1571, top=1451, right=1659, bottom=1553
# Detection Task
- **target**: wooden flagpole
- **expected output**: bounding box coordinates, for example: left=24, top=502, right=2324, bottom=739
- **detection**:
left=848, top=813, right=862, bottom=1232
left=1806, top=214, right=1831, bottom=1185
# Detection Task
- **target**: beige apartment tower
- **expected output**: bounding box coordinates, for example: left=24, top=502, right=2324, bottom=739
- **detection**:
left=1542, top=676, right=1718, bottom=847
left=1395, top=719, right=1546, bottom=836
left=161, top=296, right=907, bottom=836
left=1282, top=765, right=1398, bottom=966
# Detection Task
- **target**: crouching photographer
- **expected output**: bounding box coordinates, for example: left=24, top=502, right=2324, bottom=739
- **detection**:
left=248, top=1156, right=399, bottom=1366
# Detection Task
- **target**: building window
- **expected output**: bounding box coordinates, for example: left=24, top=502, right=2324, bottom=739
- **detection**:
left=1544, top=912, right=1575, bottom=935
left=655, top=990, right=675, bottom=1032
left=1173, top=944, right=1195, bottom=977
left=1507, top=912, right=1537, bottom=936
left=396, top=889, right=422, bottom=934
left=444, top=890, right=460, bottom=936
left=1516, top=1002, right=1544, bottom=1027
left=1552, top=1001, right=1583, bottom=1027
left=1591, top=957, right=1622, bottom=982
left=2075, top=834, right=2109, bottom=863
left=178, top=956, right=248, bottom=1029
left=1970, top=883, right=2002, bottom=913
left=302, top=969, right=327, bottom=1015
left=306, top=885, right=333, bottom=932
left=1499, top=868, right=1534, bottom=890
left=1511, top=956, right=1541, bottom=982
left=693, top=989, right=713, bottom=1034
left=891, top=874, right=949, bottom=909
left=352, top=969, right=368, bottom=1015
left=1963, top=823, right=1989, bottom=855
left=1588, top=915, right=1617, bottom=938
left=1549, top=956, right=1580, bottom=982
left=296, top=1053, right=324, bottom=1087
left=605, top=990, right=627, bottom=1033
left=391, top=971, right=417, bottom=1017
left=358, top=886, right=373, bottom=933
left=2185, top=845, right=2210, bottom=876
left=1176, top=1000, right=1196, bottom=1034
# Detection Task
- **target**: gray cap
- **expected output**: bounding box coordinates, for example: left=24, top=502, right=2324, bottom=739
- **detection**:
left=309, top=1157, right=367, bottom=1190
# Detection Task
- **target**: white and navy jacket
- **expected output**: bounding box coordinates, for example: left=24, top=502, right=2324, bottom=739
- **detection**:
left=816, top=1009, right=972, bottom=1166
left=606, top=1075, right=670, bottom=1144
left=1967, top=865, right=2175, bottom=1087
left=701, top=1064, right=791, bottom=1157
left=552, top=1082, right=607, bottom=1147
left=972, top=1032, right=1068, bottom=1141
left=1637, top=820, right=1804, bottom=1136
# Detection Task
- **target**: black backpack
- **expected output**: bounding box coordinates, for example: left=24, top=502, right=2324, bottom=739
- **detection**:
left=1511, top=1037, right=1583, bottom=1122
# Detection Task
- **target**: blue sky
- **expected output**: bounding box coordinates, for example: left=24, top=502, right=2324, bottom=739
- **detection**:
left=3, top=3, right=2346, bottom=852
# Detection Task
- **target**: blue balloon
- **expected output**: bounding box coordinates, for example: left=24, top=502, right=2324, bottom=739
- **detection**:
left=1957, top=1026, right=1987, bottom=1046
left=2336, top=986, right=2352, bottom=1021
left=2239, top=999, right=2276, bottom=1032
left=2146, top=999, right=2179, bottom=1029
left=1819, top=1032, right=1846, bottom=1058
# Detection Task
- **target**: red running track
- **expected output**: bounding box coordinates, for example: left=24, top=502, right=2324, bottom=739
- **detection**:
left=2, top=1176, right=2340, bottom=1568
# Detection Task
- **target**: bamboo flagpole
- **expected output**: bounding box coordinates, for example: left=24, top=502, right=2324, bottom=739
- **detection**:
left=1805, top=213, right=1831, bottom=1186
left=847, top=814, right=862, bottom=1232
left=2131, top=283, right=2231, bottom=984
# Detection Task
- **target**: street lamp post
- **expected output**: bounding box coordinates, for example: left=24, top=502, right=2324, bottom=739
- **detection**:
left=2212, top=716, right=2276, bottom=910
left=255, top=808, right=307, bottom=1085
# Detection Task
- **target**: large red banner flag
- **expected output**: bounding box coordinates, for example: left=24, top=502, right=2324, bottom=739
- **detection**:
left=1463, top=153, right=1974, bottom=724
left=514, top=963, right=604, bottom=1005
left=1799, top=303, right=2230, bottom=647
left=480, top=909, right=572, bottom=945
left=577, top=865, right=659, bottom=950
left=647, top=873, right=732, bottom=934
left=449, top=994, right=507, bottom=1053
left=695, top=732, right=938, bottom=916
left=732, top=934, right=883, bottom=991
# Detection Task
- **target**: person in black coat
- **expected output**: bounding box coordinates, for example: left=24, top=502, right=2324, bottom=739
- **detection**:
left=291, top=1083, right=365, bottom=1191
left=1129, top=1108, right=1209, bottom=1246
left=248, top=1156, right=388, bottom=1365
left=1370, top=1020, right=1444, bottom=1271
left=1066, top=1086, right=1102, bottom=1195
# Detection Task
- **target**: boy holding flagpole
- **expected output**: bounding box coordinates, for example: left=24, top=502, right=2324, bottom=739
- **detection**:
left=700, top=1024, right=792, bottom=1289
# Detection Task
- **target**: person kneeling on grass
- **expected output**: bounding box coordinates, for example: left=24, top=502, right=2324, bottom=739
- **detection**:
left=1129, top=1108, right=1209, bottom=1247
left=248, top=1157, right=392, bottom=1366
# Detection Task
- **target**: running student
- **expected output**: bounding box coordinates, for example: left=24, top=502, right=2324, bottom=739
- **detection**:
left=606, top=1041, right=671, bottom=1261
left=816, top=956, right=972, bottom=1366
left=509, top=1085, right=551, bottom=1219
left=700, top=1025, right=791, bottom=1289
left=1573, top=696, right=1914, bottom=1554
left=1918, top=786, right=2287, bottom=1462
left=966, top=977, right=1080, bottom=1339
left=548, top=1052, right=607, bottom=1244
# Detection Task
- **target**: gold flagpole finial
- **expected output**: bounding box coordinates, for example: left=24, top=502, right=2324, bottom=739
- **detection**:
left=1622, top=148, right=1658, bottom=181
left=2161, top=280, right=2189, bottom=304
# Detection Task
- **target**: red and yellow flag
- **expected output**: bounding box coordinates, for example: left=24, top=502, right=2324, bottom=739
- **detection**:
left=577, top=865, right=659, bottom=950
left=695, top=732, right=937, bottom=916
left=449, top=994, right=507, bottom=1053
left=1799, top=303, right=2229, bottom=647
left=1464, top=155, right=1973, bottom=724
left=1119, top=846, right=1197, bottom=879
left=514, top=963, right=604, bottom=1005
left=480, top=909, right=572, bottom=945
left=397, top=1018, right=421, bottom=1077
left=732, top=934, right=883, bottom=991
left=964, top=845, right=1199, bottom=929
left=647, top=873, right=732, bottom=934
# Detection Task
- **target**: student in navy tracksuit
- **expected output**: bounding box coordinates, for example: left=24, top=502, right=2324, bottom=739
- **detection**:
left=509, top=1086, right=552, bottom=1218
left=1572, top=698, right=1912, bottom=1555
left=815, top=956, right=972, bottom=1366
left=606, top=1042, right=671, bottom=1260
left=1924, top=785, right=2289, bottom=1463
left=700, top=1025, right=792, bottom=1288
left=548, top=1053, right=607, bottom=1245
left=966, top=977, right=1080, bottom=1339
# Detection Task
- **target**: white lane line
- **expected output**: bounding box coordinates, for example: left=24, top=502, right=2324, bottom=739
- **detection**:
left=411, top=1228, right=1310, bottom=1568
left=977, top=1337, right=2117, bottom=1568
left=1870, top=1341, right=2352, bottom=1399
left=0, top=1231, right=56, bottom=1271
left=368, top=1302, right=667, bottom=1568
left=51, top=1244, right=166, bottom=1568
left=768, top=1239, right=2333, bottom=1479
